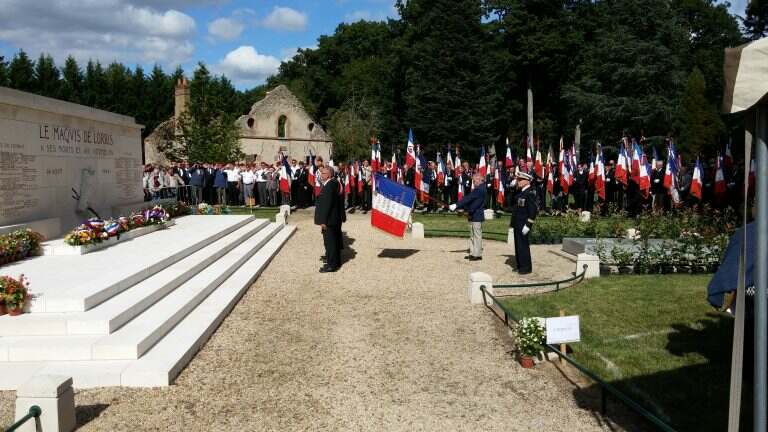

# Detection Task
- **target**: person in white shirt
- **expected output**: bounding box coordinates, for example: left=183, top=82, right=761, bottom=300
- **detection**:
left=255, top=162, right=269, bottom=207
left=224, top=163, right=239, bottom=205
left=241, top=165, right=256, bottom=207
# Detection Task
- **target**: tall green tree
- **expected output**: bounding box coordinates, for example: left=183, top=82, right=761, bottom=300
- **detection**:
left=83, top=60, right=107, bottom=108
left=398, top=0, right=496, bottom=154
left=60, top=56, right=83, bottom=104
left=328, top=92, right=381, bottom=160
left=744, top=0, right=768, bottom=40
left=8, top=50, right=35, bottom=92
left=33, top=53, right=60, bottom=98
left=0, top=56, right=9, bottom=87
left=676, top=67, right=723, bottom=156
left=175, top=63, right=243, bottom=163
left=103, top=62, right=132, bottom=114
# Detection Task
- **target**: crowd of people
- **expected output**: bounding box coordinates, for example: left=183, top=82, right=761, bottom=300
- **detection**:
left=142, top=138, right=754, bottom=220
left=141, top=160, right=316, bottom=208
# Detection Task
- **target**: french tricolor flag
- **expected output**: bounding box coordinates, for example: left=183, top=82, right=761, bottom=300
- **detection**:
left=371, top=175, right=416, bottom=238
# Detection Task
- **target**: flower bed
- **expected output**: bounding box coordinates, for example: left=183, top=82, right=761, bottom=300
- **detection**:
left=0, top=229, right=45, bottom=266
left=0, top=274, right=31, bottom=316
left=51, top=206, right=174, bottom=256
left=594, top=231, right=729, bottom=275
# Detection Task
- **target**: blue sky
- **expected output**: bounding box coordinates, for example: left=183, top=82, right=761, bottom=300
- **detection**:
left=0, top=0, right=747, bottom=90
left=0, top=0, right=398, bottom=89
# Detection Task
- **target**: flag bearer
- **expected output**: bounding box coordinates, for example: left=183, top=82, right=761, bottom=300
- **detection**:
left=511, top=172, right=538, bottom=274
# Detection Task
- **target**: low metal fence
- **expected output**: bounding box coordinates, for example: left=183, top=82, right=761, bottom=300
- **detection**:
left=5, top=406, right=41, bottom=432
left=492, top=264, right=588, bottom=296
left=478, top=283, right=677, bottom=432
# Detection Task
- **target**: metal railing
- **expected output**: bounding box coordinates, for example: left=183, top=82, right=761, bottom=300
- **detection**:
left=478, top=285, right=676, bottom=432
left=5, top=405, right=41, bottom=432
left=492, top=264, right=588, bottom=295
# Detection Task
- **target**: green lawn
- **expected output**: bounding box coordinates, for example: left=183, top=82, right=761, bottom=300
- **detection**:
left=502, top=275, right=735, bottom=431
left=223, top=206, right=280, bottom=222
left=414, top=213, right=631, bottom=243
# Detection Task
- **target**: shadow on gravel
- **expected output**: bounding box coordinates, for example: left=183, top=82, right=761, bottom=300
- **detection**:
left=76, top=403, right=110, bottom=428
left=341, top=232, right=356, bottom=265
left=502, top=254, right=517, bottom=269
left=377, top=249, right=419, bottom=259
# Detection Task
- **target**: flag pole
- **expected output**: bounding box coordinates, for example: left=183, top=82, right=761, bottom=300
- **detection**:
left=755, top=101, right=768, bottom=432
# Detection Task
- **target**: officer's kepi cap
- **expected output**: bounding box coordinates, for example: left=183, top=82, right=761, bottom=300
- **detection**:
left=516, top=171, right=533, bottom=181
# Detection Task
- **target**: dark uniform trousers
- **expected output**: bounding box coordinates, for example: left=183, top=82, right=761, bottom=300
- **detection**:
left=512, top=186, right=538, bottom=273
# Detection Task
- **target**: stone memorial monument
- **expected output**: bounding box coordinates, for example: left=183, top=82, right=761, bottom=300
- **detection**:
left=0, top=86, right=144, bottom=238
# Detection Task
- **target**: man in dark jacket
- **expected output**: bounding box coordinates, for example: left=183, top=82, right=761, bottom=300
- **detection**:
left=511, top=171, right=538, bottom=274
left=189, top=163, right=204, bottom=205
left=450, top=173, right=486, bottom=261
left=314, top=167, right=343, bottom=272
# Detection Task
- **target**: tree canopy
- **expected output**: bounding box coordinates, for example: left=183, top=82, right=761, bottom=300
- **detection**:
left=0, top=0, right=748, bottom=162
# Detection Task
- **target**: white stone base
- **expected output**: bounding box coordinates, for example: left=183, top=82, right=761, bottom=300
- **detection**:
left=411, top=222, right=424, bottom=239
left=43, top=220, right=175, bottom=256
left=484, top=209, right=495, bottom=220
left=15, top=374, right=75, bottom=432
left=576, top=253, right=600, bottom=279
left=468, top=272, right=493, bottom=305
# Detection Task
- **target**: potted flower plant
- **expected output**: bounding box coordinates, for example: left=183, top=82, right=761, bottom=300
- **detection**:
left=514, top=317, right=545, bottom=368
left=1, top=274, right=30, bottom=316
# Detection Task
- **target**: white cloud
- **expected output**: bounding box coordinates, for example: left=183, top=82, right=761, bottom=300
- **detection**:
left=0, top=0, right=196, bottom=67
left=208, top=17, right=244, bottom=41
left=261, top=6, right=308, bottom=32
left=217, top=46, right=281, bottom=85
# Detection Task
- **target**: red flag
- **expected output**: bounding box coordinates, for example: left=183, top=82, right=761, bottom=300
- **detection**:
left=714, top=154, right=727, bottom=202
left=691, top=158, right=703, bottom=200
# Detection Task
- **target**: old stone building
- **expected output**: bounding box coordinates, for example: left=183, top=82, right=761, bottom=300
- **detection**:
left=143, top=80, right=332, bottom=165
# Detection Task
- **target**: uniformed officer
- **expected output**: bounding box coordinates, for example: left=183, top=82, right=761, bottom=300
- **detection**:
left=511, top=171, right=538, bottom=274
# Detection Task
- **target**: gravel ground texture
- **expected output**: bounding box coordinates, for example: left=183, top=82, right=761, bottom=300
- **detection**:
left=0, top=210, right=635, bottom=431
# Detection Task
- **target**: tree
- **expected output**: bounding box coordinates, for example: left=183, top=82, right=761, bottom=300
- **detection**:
left=676, top=67, right=723, bottom=156
left=174, top=63, right=243, bottom=163
left=83, top=60, right=107, bottom=108
left=8, top=50, right=35, bottom=92
left=60, top=56, right=83, bottom=104
left=327, top=92, right=381, bottom=161
left=398, top=0, right=496, bottom=154
left=33, top=53, right=60, bottom=98
left=0, top=56, right=9, bottom=87
left=744, top=0, right=768, bottom=40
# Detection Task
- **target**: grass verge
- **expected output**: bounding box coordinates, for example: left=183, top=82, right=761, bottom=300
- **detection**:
left=501, top=274, right=734, bottom=431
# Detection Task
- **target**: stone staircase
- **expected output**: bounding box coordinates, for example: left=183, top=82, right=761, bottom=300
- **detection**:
left=0, top=215, right=294, bottom=389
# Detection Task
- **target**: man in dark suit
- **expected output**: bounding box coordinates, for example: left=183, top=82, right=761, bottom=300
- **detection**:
left=511, top=171, right=538, bottom=274
left=314, top=167, right=343, bottom=272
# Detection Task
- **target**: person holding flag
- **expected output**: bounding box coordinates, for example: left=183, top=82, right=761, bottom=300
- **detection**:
left=449, top=173, right=487, bottom=261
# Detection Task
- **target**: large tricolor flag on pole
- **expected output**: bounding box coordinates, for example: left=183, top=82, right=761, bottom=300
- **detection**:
left=405, top=129, right=417, bottom=168
left=371, top=175, right=416, bottom=238
left=478, top=146, right=487, bottom=176
left=691, top=157, right=703, bottom=200
left=279, top=153, right=292, bottom=194
left=505, top=138, right=514, bottom=168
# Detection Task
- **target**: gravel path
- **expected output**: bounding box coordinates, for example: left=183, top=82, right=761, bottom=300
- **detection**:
left=1, top=211, right=623, bottom=431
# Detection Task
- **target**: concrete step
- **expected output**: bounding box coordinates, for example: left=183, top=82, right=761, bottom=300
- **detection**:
left=0, top=219, right=270, bottom=337
left=122, top=224, right=295, bottom=386
left=28, top=215, right=255, bottom=313
left=0, top=225, right=295, bottom=390
left=91, top=223, right=285, bottom=360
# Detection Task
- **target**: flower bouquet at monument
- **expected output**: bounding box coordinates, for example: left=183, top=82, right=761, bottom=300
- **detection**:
left=144, top=206, right=170, bottom=225
left=64, top=224, right=97, bottom=246
left=197, top=203, right=213, bottom=215
left=0, top=229, right=45, bottom=265
left=0, top=274, right=31, bottom=316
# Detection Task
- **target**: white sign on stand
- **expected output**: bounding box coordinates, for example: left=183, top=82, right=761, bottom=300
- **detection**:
left=546, top=315, right=581, bottom=344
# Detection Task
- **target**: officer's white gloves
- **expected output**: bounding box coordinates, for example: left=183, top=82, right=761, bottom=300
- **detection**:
left=522, top=225, right=530, bottom=235
left=449, top=204, right=457, bottom=211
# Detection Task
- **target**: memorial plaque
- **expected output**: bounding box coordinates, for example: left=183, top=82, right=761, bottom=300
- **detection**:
left=0, top=87, right=144, bottom=237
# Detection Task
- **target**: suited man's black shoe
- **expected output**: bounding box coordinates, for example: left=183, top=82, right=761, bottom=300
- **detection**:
left=319, top=265, right=339, bottom=273
left=468, top=256, right=482, bottom=261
